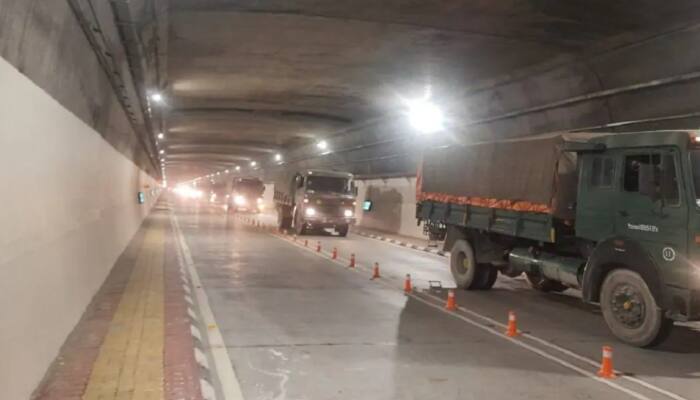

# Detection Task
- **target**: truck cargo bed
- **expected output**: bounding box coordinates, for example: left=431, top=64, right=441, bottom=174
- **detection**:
left=419, top=200, right=556, bottom=243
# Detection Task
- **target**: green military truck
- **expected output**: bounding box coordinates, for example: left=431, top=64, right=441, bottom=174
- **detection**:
left=274, top=169, right=357, bottom=236
left=417, top=131, right=700, bottom=347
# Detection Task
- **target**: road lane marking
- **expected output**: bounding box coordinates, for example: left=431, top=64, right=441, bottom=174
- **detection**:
left=172, top=212, right=245, bottom=400
left=261, top=224, right=688, bottom=400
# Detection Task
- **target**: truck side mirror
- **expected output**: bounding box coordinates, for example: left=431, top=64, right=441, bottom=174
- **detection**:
left=638, top=163, right=659, bottom=201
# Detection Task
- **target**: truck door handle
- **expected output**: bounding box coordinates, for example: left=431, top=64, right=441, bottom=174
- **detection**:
left=618, top=210, right=629, bottom=217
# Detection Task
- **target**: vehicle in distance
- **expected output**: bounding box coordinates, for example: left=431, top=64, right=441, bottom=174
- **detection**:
left=417, top=130, right=700, bottom=347
left=275, top=169, right=357, bottom=236
left=229, top=177, right=265, bottom=213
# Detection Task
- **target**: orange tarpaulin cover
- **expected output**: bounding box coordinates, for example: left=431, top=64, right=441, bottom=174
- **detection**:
left=417, top=191, right=553, bottom=215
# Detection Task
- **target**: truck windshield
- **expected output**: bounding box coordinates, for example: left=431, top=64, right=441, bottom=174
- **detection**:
left=692, top=150, right=700, bottom=207
left=234, top=179, right=264, bottom=195
left=306, top=176, right=350, bottom=193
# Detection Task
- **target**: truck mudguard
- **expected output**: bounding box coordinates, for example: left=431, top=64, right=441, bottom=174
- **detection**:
left=582, top=237, right=666, bottom=308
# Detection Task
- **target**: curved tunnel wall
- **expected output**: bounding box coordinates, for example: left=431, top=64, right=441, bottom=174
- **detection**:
left=276, top=23, right=700, bottom=178
left=0, top=54, right=160, bottom=400
left=0, top=1, right=160, bottom=398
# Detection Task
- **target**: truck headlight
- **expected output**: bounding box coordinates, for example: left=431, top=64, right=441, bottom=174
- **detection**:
left=344, top=209, right=353, bottom=217
left=234, top=195, right=246, bottom=206
left=305, top=207, right=316, bottom=217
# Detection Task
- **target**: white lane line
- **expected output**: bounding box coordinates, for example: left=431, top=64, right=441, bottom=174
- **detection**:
left=172, top=213, right=245, bottom=400
left=419, top=291, right=690, bottom=400
left=408, top=294, right=653, bottom=400
left=350, top=232, right=448, bottom=261
left=200, top=378, right=218, bottom=400
left=346, top=228, right=687, bottom=400
left=266, top=229, right=687, bottom=400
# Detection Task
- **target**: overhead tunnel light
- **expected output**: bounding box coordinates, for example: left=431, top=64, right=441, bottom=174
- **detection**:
left=406, top=98, right=444, bottom=134
left=316, top=140, right=328, bottom=150
left=275, top=153, right=282, bottom=162
left=157, top=132, right=164, bottom=140
left=235, top=166, right=241, bottom=171
left=150, top=92, right=164, bottom=103
left=159, top=149, right=165, bottom=154
left=250, top=161, right=257, bottom=167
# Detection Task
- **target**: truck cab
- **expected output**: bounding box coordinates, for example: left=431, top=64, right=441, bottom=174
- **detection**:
left=277, top=170, right=357, bottom=236
left=229, top=177, right=265, bottom=213
left=574, top=131, right=700, bottom=335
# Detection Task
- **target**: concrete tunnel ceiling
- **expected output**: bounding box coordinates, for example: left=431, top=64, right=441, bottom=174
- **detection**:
left=155, top=0, right=700, bottom=182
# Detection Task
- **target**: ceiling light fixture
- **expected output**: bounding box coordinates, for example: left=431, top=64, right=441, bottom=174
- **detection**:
left=150, top=92, right=164, bottom=103
left=404, top=88, right=444, bottom=134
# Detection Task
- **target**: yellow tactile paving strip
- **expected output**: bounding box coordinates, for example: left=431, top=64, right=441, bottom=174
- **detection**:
left=82, top=227, right=165, bottom=400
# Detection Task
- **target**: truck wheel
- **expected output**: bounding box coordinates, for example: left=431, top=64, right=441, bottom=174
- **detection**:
left=294, top=211, right=307, bottom=235
left=336, top=224, right=349, bottom=237
left=526, top=272, right=568, bottom=293
left=277, top=210, right=292, bottom=230
left=475, top=266, right=498, bottom=290
left=600, top=269, right=673, bottom=347
left=450, top=240, right=485, bottom=290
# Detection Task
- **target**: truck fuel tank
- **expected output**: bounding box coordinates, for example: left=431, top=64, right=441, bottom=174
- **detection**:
left=508, top=248, right=585, bottom=289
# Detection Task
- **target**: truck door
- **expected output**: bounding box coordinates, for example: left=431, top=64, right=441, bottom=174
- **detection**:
left=576, top=153, right=618, bottom=241
left=614, top=148, right=688, bottom=286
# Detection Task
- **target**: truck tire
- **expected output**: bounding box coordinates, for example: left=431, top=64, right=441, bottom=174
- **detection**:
left=599, top=269, right=673, bottom=347
left=450, top=239, right=488, bottom=290
left=336, top=224, right=349, bottom=237
left=526, top=272, right=568, bottom=293
left=277, top=209, right=292, bottom=230
left=294, top=211, right=307, bottom=235
left=475, top=266, right=498, bottom=290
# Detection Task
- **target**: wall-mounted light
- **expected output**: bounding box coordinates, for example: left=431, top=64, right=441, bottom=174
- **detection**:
left=275, top=153, right=282, bottom=162
left=150, top=92, right=164, bottom=103
left=225, top=169, right=230, bottom=174
left=157, top=132, right=164, bottom=140
left=159, top=149, right=165, bottom=154
left=235, top=166, right=241, bottom=171
left=250, top=161, right=257, bottom=167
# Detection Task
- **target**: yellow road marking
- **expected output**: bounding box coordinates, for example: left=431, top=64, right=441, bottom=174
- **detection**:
left=82, top=227, right=165, bottom=400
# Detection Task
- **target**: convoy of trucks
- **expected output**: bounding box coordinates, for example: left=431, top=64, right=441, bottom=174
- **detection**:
left=416, top=130, right=700, bottom=347
left=228, top=177, right=265, bottom=213
left=274, top=169, right=357, bottom=236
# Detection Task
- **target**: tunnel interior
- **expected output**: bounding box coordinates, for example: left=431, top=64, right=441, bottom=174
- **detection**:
left=3, top=1, right=700, bottom=400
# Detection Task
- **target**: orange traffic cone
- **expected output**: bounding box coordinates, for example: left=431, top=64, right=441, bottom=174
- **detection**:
left=316, top=241, right=321, bottom=252
left=445, top=289, right=457, bottom=311
left=505, top=311, right=519, bottom=337
left=404, top=274, right=412, bottom=294
left=597, top=346, right=616, bottom=379
left=332, top=247, right=338, bottom=259
left=349, top=254, right=356, bottom=268
left=371, top=262, right=381, bottom=279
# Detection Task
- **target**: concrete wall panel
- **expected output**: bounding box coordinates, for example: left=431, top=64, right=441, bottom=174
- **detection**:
left=354, top=177, right=423, bottom=239
left=0, top=56, right=158, bottom=400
